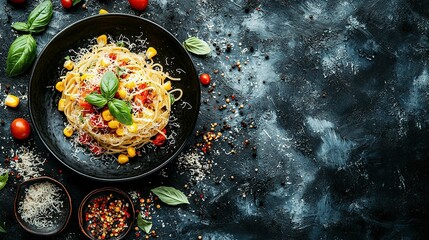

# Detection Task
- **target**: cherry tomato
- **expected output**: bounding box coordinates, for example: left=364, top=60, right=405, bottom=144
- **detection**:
left=153, top=129, right=167, bottom=146
left=9, top=0, right=26, bottom=4
left=128, top=0, right=148, bottom=11
left=10, top=118, right=31, bottom=140
left=199, top=73, right=211, bottom=86
left=61, top=0, right=73, bottom=9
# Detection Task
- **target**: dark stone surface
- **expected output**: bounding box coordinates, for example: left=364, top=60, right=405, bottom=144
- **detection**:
left=1, top=0, right=429, bottom=239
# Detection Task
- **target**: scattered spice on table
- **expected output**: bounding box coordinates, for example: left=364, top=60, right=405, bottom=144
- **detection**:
left=84, top=194, right=131, bottom=239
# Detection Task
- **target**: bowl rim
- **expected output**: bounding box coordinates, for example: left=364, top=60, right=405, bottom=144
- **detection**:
left=78, top=187, right=136, bottom=240
left=28, top=13, right=200, bottom=182
left=13, top=176, right=73, bottom=236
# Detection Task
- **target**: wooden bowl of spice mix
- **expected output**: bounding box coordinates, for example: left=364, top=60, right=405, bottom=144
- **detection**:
left=78, top=187, right=135, bottom=240
left=14, top=176, right=72, bottom=236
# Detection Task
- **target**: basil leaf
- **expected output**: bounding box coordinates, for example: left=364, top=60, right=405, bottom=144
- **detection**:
left=11, top=22, right=29, bottom=32
left=151, top=186, right=190, bottom=206
left=108, top=99, right=132, bottom=125
left=0, top=222, right=5, bottom=233
left=84, top=93, right=107, bottom=108
left=72, top=0, right=83, bottom=6
left=6, top=34, right=37, bottom=77
left=27, top=0, right=53, bottom=33
left=183, top=37, right=211, bottom=55
left=100, top=71, right=119, bottom=99
left=169, top=93, right=175, bottom=104
left=137, top=214, right=152, bottom=234
left=0, top=172, right=8, bottom=191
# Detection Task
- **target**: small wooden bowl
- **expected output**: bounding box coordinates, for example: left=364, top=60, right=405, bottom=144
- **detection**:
left=78, top=187, right=135, bottom=240
left=14, top=176, right=72, bottom=236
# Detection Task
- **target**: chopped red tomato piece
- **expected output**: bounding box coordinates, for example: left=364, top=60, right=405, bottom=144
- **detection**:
left=80, top=101, right=95, bottom=115
left=78, top=133, right=92, bottom=145
left=108, top=53, right=117, bottom=60
left=89, top=144, right=104, bottom=155
left=153, top=129, right=167, bottom=146
left=90, top=114, right=108, bottom=128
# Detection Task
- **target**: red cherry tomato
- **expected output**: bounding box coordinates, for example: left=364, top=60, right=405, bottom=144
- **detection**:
left=9, top=0, right=26, bottom=4
left=128, top=0, right=148, bottom=11
left=61, top=0, right=73, bottom=9
left=199, top=73, right=211, bottom=86
left=10, top=118, right=31, bottom=140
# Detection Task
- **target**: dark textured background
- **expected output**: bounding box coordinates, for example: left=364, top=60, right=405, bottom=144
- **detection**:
left=1, top=0, right=429, bottom=239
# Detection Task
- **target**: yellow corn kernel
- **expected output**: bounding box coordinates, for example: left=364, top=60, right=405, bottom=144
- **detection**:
left=127, top=123, right=138, bottom=133
left=102, top=109, right=113, bottom=121
left=5, top=94, right=19, bottom=108
left=146, top=47, right=157, bottom=59
left=97, top=34, right=107, bottom=45
left=163, top=81, right=172, bottom=91
left=108, top=120, right=120, bottom=129
left=124, top=81, right=136, bottom=89
left=58, top=99, right=66, bottom=111
left=117, top=154, right=129, bottom=164
left=116, top=128, right=125, bottom=136
left=117, top=89, right=127, bottom=99
left=99, top=9, right=109, bottom=14
left=100, top=57, right=110, bottom=67
left=55, top=81, right=65, bottom=92
left=127, top=147, right=136, bottom=158
left=63, top=126, right=74, bottom=137
left=63, top=60, right=74, bottom=70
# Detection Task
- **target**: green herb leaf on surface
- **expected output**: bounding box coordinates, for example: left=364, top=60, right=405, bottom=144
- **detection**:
left=27, top=0, right=53, bottom=33
left=6, top=34, right=37, bottom=77
left=183, top=37, right=211, bottom=55
left=137, top=213, right=152, bottom=234
left=0, top=222, right=6, bottom=233
left=108, top=99, right=133, bottom=125
left=11, top=22, right=29, bottom=32
left=0, top=172, right=8, bottom=191
left=151, top=186, right=190, bottom=206
left=169, top=93, right=175, bottom=104
left=84, top=93, right=108, bottom=108
left=100, top=71, right=119, bottom=99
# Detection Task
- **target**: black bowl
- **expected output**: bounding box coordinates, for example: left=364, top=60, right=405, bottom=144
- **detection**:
left=29, top=14, right=200, bottom=181
left=14, top=176, right=72, bottom=236
left=78, top=187, right=135, bottom=240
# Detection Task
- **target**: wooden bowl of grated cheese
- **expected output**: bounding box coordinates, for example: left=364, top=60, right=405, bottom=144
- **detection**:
left=14, top=176, right=72, bottom=236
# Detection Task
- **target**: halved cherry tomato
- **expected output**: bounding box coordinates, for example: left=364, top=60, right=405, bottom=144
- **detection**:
left=10, top=118, right=31, bottom=140
left=199, top=73, right=211, bottom=85
left=108, top=53, right=117, bottom=60
left=153, top=129, right=166, bottom=146
left=79, top=101, right=95, bottom=115
left=61, top=0, right=72, bottom=9
left=128, top=0, right=148, bottom=11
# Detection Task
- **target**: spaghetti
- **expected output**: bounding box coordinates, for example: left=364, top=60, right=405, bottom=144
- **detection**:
left=55, top=35, right=182, bottom=163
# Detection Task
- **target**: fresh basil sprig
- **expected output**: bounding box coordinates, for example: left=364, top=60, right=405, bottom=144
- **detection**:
left=151, top=186, right=190, bottom=206
left=6, top=35, right=37, bottom=77
left=12, top=0, right=53, bottom=33
left=84, top=71, right=133, bottom=125
left=0, top=222, right=5, bottom=233
left=183, top=37, right=211, bottom=55
left=137, top=214, right=152, bottom=234
left=0, top=172, right=9, bottom=191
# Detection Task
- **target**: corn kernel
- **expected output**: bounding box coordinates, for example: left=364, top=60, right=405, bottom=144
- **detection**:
left=117, top=89, right=127, bottom=99
left=127, top=147, right=136, bottom=158
left=55, top=81, right=65, bottom=92
left=97, top=34, right=107, bottom=45
left=124, top=81, right=136, bottom=89
left=108, top=120, right=120, bottom=129
left=117, top=154, right=129, bottom=164
left=146, top=47, right=157, bottom=59
left=58, top=99, right=66, bottom=111
left=116, top=128, right=124, bottom=136
left=99, top=9, right=109, bottom=14
left=63, top=60, right=74, bottom=70
left=127, top=123, right=138, bottom=133
left=5, top=94, right=19, bottom=108
left=163, top=81, right=172, bottom=91
left=102, top=109, right=113, bottom=121
left=63, top=126, right=74, bottom=137
left=80, top=74, right=88, bottom=81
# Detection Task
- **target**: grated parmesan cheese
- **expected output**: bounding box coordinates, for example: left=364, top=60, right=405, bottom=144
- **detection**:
left=18, top=181, right=64, bottom=229
left=9, top=146, right=46, bottom=180
left=178, top=151, right=212, bottom=183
